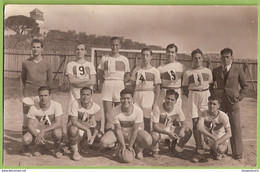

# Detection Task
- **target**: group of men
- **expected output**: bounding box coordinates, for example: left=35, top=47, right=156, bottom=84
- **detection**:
left=19, top=37, right=248, bottom=163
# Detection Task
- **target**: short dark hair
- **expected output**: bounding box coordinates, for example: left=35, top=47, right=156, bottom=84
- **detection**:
left=220, top=48, right=233, bottom=56
left=166, top=43, right=178, bottom=53
left=120, top=88, right=133, bottom=97
left=75, top=42, right=86, bottom=50
left=31, top=39, right=44, bottom=48
left=141, top=47, right=153, bottom=56
left=191, top=48, right=203, bottom=58
left=38, top=86, right=52, bottom=94
left=208, top=95, right=221, bottom=105
left=165, top=89, right=179, bottom=100
left=80, top=87, right=93, bottom=95
left=110, top=36, right=121, bottom=43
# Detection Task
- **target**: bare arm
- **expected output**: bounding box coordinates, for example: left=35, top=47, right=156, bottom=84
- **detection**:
left=72, top=74, right=96, bottom=88
left=153, top=122, right=178, bottom=140
left=124, top=72, right=131, bottom=84
left=33, top=115, right=63, bottom=145
left=115, top=123, right=126, bottom=149
left=128, top=122, right=140, bottom=149
left=216, top=127, right=232, bottom=144
left=153, top=84, right=160, bottom=107
left=70, top=116, right=91, bottom=133
left=88, top=120, right=101, bottom=145
left=28, top=118, right=40, bottom=137
left=179, top=121, right=187, bottom=137
left=197, top=117, right=217, bottom=141
left=67, top=74, right=96, bottom=87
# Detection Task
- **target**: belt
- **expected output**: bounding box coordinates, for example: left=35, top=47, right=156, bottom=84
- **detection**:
left=162, top=87, right=181, bottom=90
left=135, top=89, right=154, bottom=92
left=190, top=88, right=209, bottom=92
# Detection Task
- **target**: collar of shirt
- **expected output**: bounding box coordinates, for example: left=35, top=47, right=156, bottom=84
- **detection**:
left=223, top=63, right=232, bottom=72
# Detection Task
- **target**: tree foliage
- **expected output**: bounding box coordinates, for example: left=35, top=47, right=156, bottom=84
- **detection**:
left=5, top=15, right=39, bottom=35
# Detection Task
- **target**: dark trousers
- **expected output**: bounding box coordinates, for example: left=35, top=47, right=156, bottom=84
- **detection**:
left=220, top=95, right=243, bottom=158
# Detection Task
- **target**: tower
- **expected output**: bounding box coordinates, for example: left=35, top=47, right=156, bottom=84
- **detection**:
left=30, top=8, right=47, bottom=36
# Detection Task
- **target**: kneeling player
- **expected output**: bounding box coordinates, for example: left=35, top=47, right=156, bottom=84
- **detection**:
left=22, top=86, right=63, bottom=158
left=194, top=96, right=232, bottom=162
left=67, top=87, right=102, bottom=161
left=151, top=89, right=192, bottom=156
left=100, top=88, right=152, bottom=161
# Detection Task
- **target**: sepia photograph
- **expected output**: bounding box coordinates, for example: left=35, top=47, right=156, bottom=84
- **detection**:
left=2, top=4, right=258, bottom=168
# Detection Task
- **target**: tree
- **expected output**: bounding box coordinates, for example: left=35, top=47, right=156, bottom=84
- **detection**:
left=5, top=15, right=39, bottom=35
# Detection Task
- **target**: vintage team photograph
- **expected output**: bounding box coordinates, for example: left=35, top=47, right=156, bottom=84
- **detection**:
left=3, top=5, right=258, bottom=167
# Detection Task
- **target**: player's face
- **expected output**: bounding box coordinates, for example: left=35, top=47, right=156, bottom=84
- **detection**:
left=110, top=39, right=121, bottom=54
left=31, top=43, right=43, bottom=56
left=221, top=52, right=233, bottom=67
left=120, top=94, right=133, bottom=108
left=141, top=50, right=152, bottom=66
left=166, top=47, right=177, bottom=62
left=39, top=90, right=50, bottom=105
left=208, top=100, right=220, bottom=113
left=164, top=94, right=177, bottom=108
left=192, top=53, right=203, bottom=68
left=75, top=44, right=86, bottom=59
left=80, top=89, right=92, bottom=104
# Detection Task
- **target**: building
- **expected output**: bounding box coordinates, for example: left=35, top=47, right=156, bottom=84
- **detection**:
left=30, top=8, right=48, bottom=37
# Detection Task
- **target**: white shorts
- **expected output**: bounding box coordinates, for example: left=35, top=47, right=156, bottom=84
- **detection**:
left=22, top=96, right=40, bottom=106
left=133, top=91, right=154, bottom=118
left=159, top=88, right=182, bottom=108
left=187, top=90, right=210, bottom=118
left=101, top=80, right=124, bottom=102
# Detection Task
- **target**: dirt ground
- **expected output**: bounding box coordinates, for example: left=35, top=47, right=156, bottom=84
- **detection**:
left=2, top=79, right=258, bottom=168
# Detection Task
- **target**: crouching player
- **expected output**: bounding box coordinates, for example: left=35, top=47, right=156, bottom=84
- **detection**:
left=195, top=96, right=232, bottom=162
left=151, top=89, right=192, bottom=157
left=100, top=88, right=152, bottom=160
left=22, top=86, right=63, bottom=158
left=67, top=87, right=102, bottom=161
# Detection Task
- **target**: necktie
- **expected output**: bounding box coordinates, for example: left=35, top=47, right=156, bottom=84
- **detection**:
left=223, top=66, right=228, bottom=82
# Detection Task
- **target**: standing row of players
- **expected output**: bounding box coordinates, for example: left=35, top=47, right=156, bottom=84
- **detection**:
left=20, top=37, right=248, bottom=163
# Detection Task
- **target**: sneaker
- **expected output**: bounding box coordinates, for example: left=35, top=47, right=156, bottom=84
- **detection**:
left=151, top=151, right=159, bottom=158
left=136, top=151, right=144, bottom=160
left=20, top=146, right=32, bottom=157
left=72, top=151, right=81, bottom=161
left=53, top=148, right=63, bottom=159
left=33, top=150, right=42, bottom=156
left=175, top=145, right=183, bottom=153
left=134, top=145, right=144, bottom=160
left=216, top=154, right=224, bottom=160
left=191, top=154, right=206, bottom=163
left=33, top=145, right=49, bottom=156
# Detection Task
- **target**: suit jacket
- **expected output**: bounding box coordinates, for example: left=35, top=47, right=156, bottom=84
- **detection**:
left=212, top=64, right=248, bottom=104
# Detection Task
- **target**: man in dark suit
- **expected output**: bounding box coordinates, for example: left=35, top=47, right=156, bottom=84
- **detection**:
left=211, top=48, right=248, bottom=160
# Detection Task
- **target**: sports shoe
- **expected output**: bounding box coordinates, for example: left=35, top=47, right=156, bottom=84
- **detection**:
left=191, top=154, right=206, bottom=163
left=72, top=151, right=81, bottom=161
left=136, top=151, right=144, bottom=160
left=216, top=154, right=224, bottom=160
left=151, top=151, right=159, bottom=158
left=33, top=150, right=42, bottom=156
left=20, top=146, right=32, bottom=157
left=134, top=145, right=144, bottom=160
left=175, top=145, right=183, bottom=153
left=53, top=148, right=63, bottom=159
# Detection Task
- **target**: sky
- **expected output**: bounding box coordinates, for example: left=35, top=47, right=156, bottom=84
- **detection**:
left=4, top=5, right=258, bottom=59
